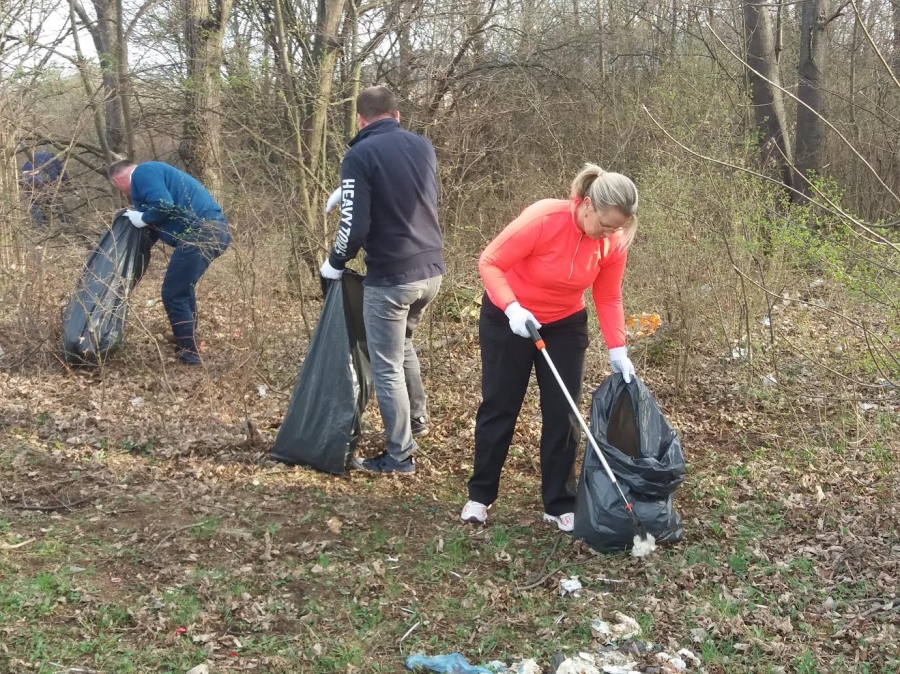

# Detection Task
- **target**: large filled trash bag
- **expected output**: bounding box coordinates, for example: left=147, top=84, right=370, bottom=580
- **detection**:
left=61, top=214, right=153, bottom=364
left=271, top=271, right=371, bottom=474
left=574, top=373, right=686, bottom=552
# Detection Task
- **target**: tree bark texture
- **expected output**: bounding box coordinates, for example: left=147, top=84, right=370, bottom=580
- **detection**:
left=303, top=0, right=347, bottom=176
left=743, top=1, right=794, bottom=189
left=795, top=0, right=829, bottom=197
left=179, top=0, right=234, bottom=197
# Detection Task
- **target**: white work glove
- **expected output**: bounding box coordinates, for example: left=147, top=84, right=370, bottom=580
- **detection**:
left=320, top=259, right=344, bottom=280
left=325, top=187, right=342, bottom=214
left=504, top=301, right=541, bottom=338
left=123, top=209, right=148, bottom=228
left=609, top=346, right=635, bottom=383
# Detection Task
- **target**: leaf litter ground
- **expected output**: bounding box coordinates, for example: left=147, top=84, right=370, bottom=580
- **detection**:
left=0, top=287, right=898, bottom=674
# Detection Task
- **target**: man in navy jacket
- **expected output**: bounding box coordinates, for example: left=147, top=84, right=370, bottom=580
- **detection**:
left=321, top=85, right=445, bottom=474
left=21, top=151, right=71, bottom=226
left=108, top=160, right=231, bottom=364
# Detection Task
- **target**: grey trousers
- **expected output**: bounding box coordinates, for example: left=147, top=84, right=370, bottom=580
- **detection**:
left=363, top=276, right=442, bottom=461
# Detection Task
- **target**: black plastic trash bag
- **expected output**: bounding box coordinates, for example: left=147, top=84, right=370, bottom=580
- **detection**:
left=271, top=271, right=371, bottom=474
left=61, top=214, right=153, bottom=364
left=574, top=373, right=686, bottom=552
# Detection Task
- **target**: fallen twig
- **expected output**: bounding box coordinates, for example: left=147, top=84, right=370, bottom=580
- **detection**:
left=250, top=468, right=298, bottom=480
left=1, top=537, right=37, bottom=550
left=832, top=599, right=900, bottom=637
left=517, top=536, right=565, bottom=591
left=198, top=502, right=238, bottom=514
left=14, top=497, right=92, bottom=512
left=48, top=663, right=100, bottom=673
left=398, top=620, right=420, bottom=649
left=151, top=522, right=206, bottom=553
left=596, top=577, right=628, bottom=585
left=15, top=474, right=92, bottom=496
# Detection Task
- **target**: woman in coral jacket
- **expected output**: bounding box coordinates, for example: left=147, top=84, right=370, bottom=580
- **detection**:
left=461, top=164, right=639, bottom=531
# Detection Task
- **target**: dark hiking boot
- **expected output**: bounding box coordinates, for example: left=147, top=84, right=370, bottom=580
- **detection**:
left=176, top=349, right=201, bottom=365
left=175, top=337, right=201, bottom=365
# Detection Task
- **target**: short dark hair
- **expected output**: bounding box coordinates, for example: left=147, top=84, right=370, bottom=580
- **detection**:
left=107, top=159, right=136, bottom=179
left=356, top=86, right=398, bottom=121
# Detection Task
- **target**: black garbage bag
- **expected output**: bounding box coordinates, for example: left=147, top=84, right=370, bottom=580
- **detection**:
left=574, top=373, right=686, bottom=552
left=271, top=271, right=371, bottom=474
left=61, top=214, right=153, bottom=364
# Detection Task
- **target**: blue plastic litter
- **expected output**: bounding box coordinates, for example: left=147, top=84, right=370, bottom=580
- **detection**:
left=406, top=653, right=497, bottom=674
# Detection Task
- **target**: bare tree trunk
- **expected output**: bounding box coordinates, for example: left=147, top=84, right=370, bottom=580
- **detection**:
left=597, top=0, right=606, bottom=79
left=270, top=0, right=305, bottom=177
left=271, top=0, right=315, bottom=277
left=671, top=0, right=678, bottom=56
left=343, top=0, right=361, bottom=139
left=893, top=0, right=900, bottom=74
left=179, top=0, right=234, bottom=197
left=397, top=12, right=413, bottom=98
left=850, top=9, right=860, bottom=143
left=74, top=0, right=131, bottom=155
left=0, top=121, right=22, bottom=270
left=95, top=0, right=123, bottom=153
left=794, top=0, right=829, bottom=198
left=774, top=0, right=784, bottom=63
left=115, top=0, right=135, bottom=159
left=743, top=0, right=794, bottom=188
left=304, top=0, right=347, bottom=178
left=69, top=0, right=112, bottom=162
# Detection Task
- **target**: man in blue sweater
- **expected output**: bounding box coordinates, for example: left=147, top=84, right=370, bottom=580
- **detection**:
left=108, top=160, right=232, bottom=365
left=321, top=85, right=445, bottom=474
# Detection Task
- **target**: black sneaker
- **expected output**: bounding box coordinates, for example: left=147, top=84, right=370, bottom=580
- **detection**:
left=353, top=453, right=416, bottom=475
left=411, top=416, right=429, bottom=437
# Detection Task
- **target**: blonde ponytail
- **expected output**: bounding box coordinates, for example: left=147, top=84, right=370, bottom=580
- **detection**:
left=571, top=163, right=639, bottom=248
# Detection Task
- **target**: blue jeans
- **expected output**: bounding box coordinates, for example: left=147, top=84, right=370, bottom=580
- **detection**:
left=363, top=276, right=442, bottom=461
left=161, top=223, right=231, bottom=360
left=28, top=194, right=70, bottom=227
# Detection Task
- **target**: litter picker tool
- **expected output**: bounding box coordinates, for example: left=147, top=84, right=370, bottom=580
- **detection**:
left=526, top=320, right=656, bottom=557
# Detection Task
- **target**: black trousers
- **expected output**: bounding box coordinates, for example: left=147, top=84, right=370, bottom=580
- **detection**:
left=468, top=295, right=589, bottom=516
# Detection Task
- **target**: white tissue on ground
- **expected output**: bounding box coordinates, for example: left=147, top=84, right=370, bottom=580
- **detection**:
left=631, top=533, right=656, bottom=558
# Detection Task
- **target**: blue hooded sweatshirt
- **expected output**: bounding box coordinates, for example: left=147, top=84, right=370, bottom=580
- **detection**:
left=130, top=161, right=226, bottom=247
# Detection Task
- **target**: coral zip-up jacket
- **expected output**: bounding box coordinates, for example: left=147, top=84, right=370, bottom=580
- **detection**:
left=479, top=199, right=627, bottom=349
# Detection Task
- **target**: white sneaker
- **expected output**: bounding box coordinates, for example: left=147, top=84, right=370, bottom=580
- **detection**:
left=543, top=512, right=575, bottom=532
left=460, top=500, right=488, bottom=524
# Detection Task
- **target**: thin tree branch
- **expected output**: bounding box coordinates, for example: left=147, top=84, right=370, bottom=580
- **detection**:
left=641, top=104, right=900, bottom=258
left=824, top=0, right=851, bottom=25
left=71, top=0, right=98, bottom=37
left=729, top=266, right=896, bottom=388
left=850, top=0, right=900, bottom=91
left=703, top=21, right=900, bottom=208
left=125, top=0, right=167, bottom=41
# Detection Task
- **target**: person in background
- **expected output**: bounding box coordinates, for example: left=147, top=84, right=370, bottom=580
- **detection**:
left=108, top=160, right=231, bottom=365
left=320, top=85, right=445, bottom=475
left=461, top=164, right=639, bottom=531
left=21, top=150, right=71, bottom=226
